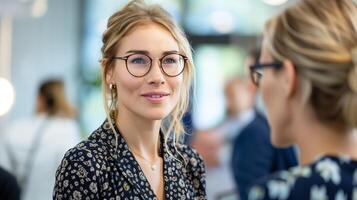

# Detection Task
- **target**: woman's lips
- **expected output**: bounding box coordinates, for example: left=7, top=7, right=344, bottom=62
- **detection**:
left=141, top=92, right=170, bottom=104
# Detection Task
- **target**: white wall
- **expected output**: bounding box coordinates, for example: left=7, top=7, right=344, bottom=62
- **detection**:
left=0, top=0, right=82, bottom=129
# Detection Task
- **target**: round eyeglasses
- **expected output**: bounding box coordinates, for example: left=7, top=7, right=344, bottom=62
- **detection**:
left=112, top=53, right=187, bottom=77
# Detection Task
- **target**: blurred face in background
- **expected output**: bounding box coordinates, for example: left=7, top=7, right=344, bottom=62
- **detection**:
left=225, top=79, right=253, bottom=117
left=107, top=23, right=183, bottom=121
left=36, top=94, right=46, bottom=114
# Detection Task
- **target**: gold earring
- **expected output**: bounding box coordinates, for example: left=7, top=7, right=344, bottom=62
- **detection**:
left=109, top=84, right=117, bottom=119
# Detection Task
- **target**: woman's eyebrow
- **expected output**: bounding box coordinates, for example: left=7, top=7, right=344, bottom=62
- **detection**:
left=124, top=50, right=180, bottom=56
left=125, top=50, right=149, bottom=54
left=162, top=50, right=180, bottom=55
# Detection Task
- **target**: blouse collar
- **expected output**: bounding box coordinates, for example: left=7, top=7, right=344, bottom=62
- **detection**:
left=92, top=120, right=189, bottom=199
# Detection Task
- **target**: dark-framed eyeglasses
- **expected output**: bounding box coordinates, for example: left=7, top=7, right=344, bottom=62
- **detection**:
left=249, top=62, right=282, bottom=86
left=112, top=53, right=188, bottom=77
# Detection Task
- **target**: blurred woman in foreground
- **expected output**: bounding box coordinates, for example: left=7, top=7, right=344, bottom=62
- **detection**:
left=248, top=0, right=357, bottom=199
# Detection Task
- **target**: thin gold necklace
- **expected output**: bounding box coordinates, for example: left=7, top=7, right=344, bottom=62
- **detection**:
left=130, top=149, right=160, bottom=171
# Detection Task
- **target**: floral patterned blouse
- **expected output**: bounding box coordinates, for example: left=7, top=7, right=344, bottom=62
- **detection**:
left=53, top=120, right=206, bottom=200
left=248, top=155, right=357, bottom=200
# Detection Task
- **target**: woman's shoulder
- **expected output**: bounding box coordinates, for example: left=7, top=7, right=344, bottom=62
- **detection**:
left=54, top=133, right=107, bottom=199
left=248, top=155, right=357, bottom=200
left=168, top=142, right=203, bottom=162
left=164, top=141, right=205, bottom=174
left=164, top=141, right=206, bottom=197
left=175, top=142, right=200, bottom=156
left=61, top=125, right=113, bottom=164
left=56, top=137, right=110, bottom=186
left=62, top=140, right=96, bottom=160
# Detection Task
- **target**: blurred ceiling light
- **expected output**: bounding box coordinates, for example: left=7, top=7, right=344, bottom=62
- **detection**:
left=210, top=10, right=235, bottom=34
left=0, top=77, right=15, bottom=116
left=262, top=0, right=289, bottom=6
left=32, top=0, right=47, bottom=18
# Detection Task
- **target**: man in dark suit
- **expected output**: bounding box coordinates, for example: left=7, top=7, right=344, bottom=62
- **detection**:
left=231, top=110, right=297, bottom=200
left=230, top=48, right=298, bottom=200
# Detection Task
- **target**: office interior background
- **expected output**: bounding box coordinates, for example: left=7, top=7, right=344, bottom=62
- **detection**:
left=0, top=0, right=296, bottom=136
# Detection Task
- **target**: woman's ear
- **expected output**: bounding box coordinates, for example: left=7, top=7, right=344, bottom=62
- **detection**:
left=101, top=59, right=114, bottom=85
left=282, top=59, right=298, bottom=99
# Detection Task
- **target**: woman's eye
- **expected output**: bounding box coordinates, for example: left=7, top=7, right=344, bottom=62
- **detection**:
left=131, top=58, right=147, bottom=64
left=163, top=58, right=177, bottom=64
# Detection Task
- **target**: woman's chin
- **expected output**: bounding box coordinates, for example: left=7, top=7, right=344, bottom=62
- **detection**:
left=144, top=111, right=170, bottom=121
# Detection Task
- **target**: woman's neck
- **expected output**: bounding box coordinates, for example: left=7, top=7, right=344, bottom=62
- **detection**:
left=293, top=112, right=357, bottom=165
left=116, top=109, right=162, bottom=160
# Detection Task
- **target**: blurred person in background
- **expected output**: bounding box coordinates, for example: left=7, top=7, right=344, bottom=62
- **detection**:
left=53, top=0, right=206, bottom=199
left=248, top=0, right=357, bottom=199
left=0, top=79, right=81, bottom=200
left=0, top=166, right=20, bottom=200
left=230, top=49, right=298, bottom=200
left=192, top=77, right=255, bottom=200
left=192, top=48, right=298, bottom=200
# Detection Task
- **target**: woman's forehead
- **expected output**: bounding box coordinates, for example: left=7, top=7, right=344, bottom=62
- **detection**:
left=116, top=23, right=179, bottom=55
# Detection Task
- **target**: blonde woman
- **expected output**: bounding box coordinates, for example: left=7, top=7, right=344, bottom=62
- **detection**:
left=53, top=0, right=206, bottom=199
left=0, top=79, right=80, bottom=200
left=247, top=0, right=357, bottom=199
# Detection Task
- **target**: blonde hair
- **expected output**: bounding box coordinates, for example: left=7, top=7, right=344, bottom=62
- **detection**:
left=264, top=0, right=357, bottom=129
left=100, top=0, right=194, bottom=150
left=38, top=79, right=77, bottom=118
